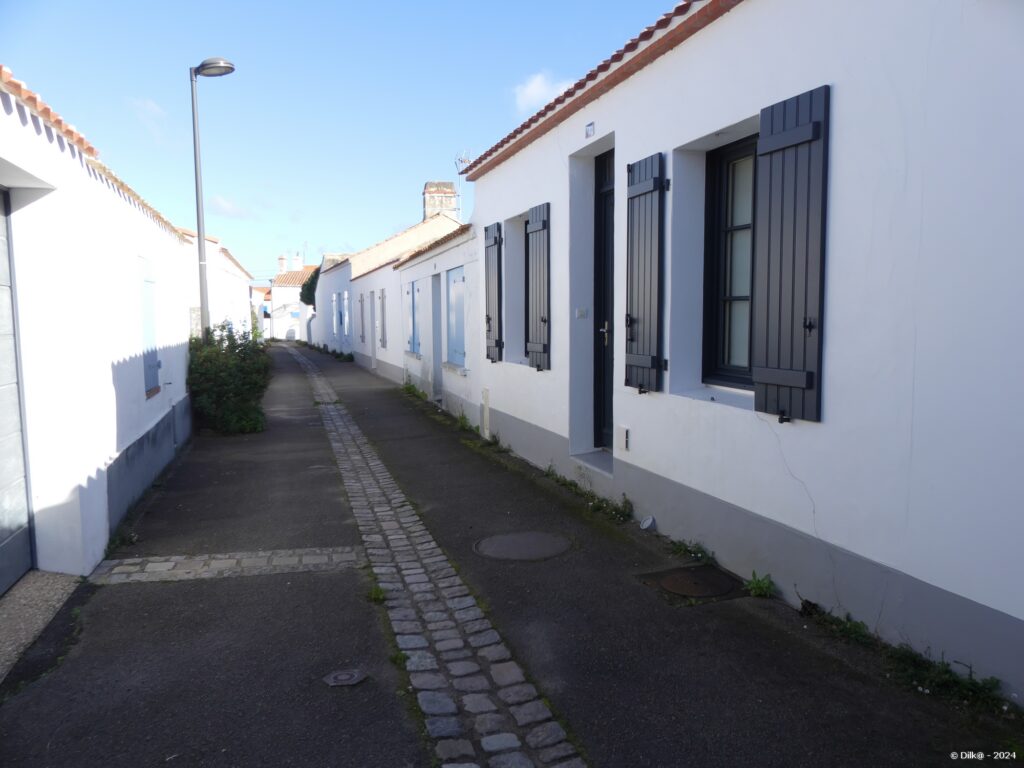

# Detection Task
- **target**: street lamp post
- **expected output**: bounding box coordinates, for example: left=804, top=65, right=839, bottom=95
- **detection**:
left=190, top=56, right=235, bottom=339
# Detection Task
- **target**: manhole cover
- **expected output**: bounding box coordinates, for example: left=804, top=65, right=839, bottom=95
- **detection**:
left=474, top=532, right=571, bottom=561
left=323, top=669, right=367, bottom=687
left=647, top=565, right=740, bottom=598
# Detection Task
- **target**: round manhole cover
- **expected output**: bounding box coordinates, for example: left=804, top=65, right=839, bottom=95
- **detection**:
left=474, top=532, right=571, bottom=561
left=658, top=566, right=738, bottom=598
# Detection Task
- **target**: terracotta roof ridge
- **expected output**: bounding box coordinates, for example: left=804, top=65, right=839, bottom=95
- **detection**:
left=1, top=64, right=98, bottom=158
left=394, top=223, right=473, bottom=269
left=347, top=212, right=459, bottom=260
left=462, top=0, right=743, bottom=180
left=0, top=65, right=183, bottom=241
left=219, top=246, right=254, bottom=280
left=86, top=158, right=185, bottom=241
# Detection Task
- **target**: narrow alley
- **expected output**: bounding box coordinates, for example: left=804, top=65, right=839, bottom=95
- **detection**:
left=1, top=345, right=1013, bottom=768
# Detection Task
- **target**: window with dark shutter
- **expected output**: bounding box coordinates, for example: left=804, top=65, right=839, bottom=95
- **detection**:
left=484, top=222, right=503, bottom=362
left=359, top=293, right=365, bottom=343
left=751, top=85, right=830, bottom=422
left=380, top=288, right=387, bottom=348
left=625, top=153, right=667, bottom=392
left=525, top=203, right=550, bottom=370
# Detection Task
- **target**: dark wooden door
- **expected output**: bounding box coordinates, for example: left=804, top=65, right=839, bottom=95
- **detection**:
left=594, top=150, right=615, bottom=447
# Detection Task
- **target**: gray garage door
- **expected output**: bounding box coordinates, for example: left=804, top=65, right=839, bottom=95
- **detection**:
left=0, top=189, right=31, bottom=596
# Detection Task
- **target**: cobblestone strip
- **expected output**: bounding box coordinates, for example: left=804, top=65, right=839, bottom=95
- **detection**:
left=90, top=546, right=363, bottom=584
left=287, top=346, right=585, bottom=768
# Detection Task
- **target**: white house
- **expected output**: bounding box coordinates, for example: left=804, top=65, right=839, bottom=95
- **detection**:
left=269, top=255, right=315, bottom=341
left=446, top=0, right=1024, bottom=695
left=178, top=229, right=254, bottom=336
left=0, top=66, right=197, bottom=592
left=395, top=225, right=475, bottom=410
left=311, top=182, right=462, bottom=382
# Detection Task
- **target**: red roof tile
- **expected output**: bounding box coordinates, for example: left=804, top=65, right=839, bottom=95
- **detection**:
left=461, top=0, right=745, bottom=181
left=272, top=265, right=317, bottom=287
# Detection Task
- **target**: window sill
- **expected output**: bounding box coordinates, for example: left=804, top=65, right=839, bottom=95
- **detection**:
left=674, top=383, right=753, bottom=411
left=145, top=385, right=162, bottom=400
left=404, top=350, right=422, bottom=360
left=442, top=362, right=468, bottom=376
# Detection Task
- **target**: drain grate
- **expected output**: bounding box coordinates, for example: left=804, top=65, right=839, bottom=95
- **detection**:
left=323, top=669, right=367, bottom=687
left=474, top=532, right=571, bottom=561
left=638, top=565, right=745, bottom=603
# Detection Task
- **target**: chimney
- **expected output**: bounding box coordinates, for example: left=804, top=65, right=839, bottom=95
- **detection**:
left=292, top=252, right=302, bottom=271
left=278, top=254, right=287, bottom=274
left=423, top=181, right=458, bottom=221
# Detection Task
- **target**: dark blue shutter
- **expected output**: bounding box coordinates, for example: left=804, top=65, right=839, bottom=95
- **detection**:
left=359, top=293, right=365, bottom=343
left=752, top=85, right=830, bottom=422
left=625, top=153, right=666, bottom=392
left=525, top=203, right=550, bottom=370
left=484, top=222, right=503, bottom=362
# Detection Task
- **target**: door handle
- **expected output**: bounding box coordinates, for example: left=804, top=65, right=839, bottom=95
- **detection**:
left=598, top=321, right=610, bottom=347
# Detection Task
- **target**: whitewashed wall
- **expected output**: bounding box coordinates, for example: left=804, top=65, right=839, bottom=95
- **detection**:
left=269, top=285, right=306, bottom=341
left=312, top=262, right=354, bottom=354
left=0, top=87, right=194, bottom=577
left=398, top=234, right=479, bottom=418
left=468, top=0, right=1024, bottom=691
left=349, top=263, right=405, bottom=383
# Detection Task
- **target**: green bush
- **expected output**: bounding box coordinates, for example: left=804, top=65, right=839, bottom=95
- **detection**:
left=188, top=323, right=271, bottom=434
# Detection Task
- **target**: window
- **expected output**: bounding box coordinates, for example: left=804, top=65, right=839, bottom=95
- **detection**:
left=336, top=292, right=344, bottom=334
left=703, top=135, right=756, bottom=386
left=447, top=266, right=465, bottom=366
left=379, top=288, right=387, bottom=348
left=695, top=85, right=830, bottom=422
left=342, top=291, right=350, bottom=336
left=332, top=293, right=338, bottom=336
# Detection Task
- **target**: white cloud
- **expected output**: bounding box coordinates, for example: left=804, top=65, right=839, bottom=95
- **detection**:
left=209, top=195, right=252, bottom=219
left=513, top=72, right=572, bottom=115
left=131, top=98, right=166, bottom=143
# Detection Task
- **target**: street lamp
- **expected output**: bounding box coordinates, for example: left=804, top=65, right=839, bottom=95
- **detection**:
left=190, top=56, right=235, bottom=338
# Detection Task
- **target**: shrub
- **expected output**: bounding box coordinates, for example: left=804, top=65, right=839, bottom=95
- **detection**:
left=188, top=323, right=271, bottom=434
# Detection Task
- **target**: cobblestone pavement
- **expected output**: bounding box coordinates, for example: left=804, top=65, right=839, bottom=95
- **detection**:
left=287, top=347, right=585, bottom=768
left=90, top=546, right=362, bottom=584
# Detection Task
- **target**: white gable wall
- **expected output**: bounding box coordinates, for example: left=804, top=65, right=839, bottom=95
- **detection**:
left=0, top=87, right=194, bottom=578
left=469, top=0, right=1024, bottom=692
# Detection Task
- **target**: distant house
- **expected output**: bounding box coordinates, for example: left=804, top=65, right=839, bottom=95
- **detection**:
left=0, top=65, right=198, bottom=592
left=310, top=182, right=462, bottom=381
left=440, top=0, right=1024, bottom=697
left=269, top=255, right=316, bottom=341
left=250, top=284, right=272, bottom=338
left=177, top=229, right=254, bottom=335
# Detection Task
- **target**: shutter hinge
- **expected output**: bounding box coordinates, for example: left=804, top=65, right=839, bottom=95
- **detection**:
left=802, top=317, right=817, bottom=336
left=778, top=409, right=791, bottom=424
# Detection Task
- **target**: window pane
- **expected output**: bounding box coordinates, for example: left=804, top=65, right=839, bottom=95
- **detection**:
left=729, top=155, right=754, bottom=227
left=728, top=228, right=752, bottom=296
left=726, top=300, right=750, bottom=368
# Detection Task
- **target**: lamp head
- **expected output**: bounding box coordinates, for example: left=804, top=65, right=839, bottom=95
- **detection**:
left=195, top=57, right=235, bottom=77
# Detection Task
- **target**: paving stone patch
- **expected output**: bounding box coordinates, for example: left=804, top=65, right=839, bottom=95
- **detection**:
left=287, top=347, right=585, bottom=767
left=92, top=546, right=363, bottom=584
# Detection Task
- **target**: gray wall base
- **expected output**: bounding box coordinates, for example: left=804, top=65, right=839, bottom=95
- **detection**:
left=353, top=353, right=404, bottom=386
left=106, top=396, right=192, bottom=535
left=0, top=525, right=31, bottom=595
left=488, top=406, right=1024, bottom=698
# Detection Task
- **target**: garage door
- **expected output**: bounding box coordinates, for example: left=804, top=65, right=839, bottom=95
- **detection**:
left=0, top=189, right=31, bottom=595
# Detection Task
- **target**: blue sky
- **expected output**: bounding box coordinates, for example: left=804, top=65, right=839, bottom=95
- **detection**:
left=2, top=1, right=674, bottom=282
